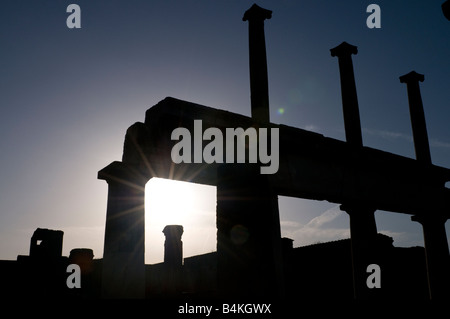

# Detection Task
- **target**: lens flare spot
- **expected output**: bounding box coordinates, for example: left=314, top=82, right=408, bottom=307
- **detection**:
left=230, top=224, right=250, bottom=245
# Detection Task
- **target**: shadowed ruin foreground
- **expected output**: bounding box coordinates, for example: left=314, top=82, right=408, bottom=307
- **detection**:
left=0, top=227, right=430, bottom=300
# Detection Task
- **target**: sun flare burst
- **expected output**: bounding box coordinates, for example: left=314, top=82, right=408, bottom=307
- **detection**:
left=144, top=177, right=217, bottom=264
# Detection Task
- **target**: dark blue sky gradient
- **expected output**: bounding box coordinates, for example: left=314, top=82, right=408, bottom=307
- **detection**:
left=1, top=0, right=449, bottom=262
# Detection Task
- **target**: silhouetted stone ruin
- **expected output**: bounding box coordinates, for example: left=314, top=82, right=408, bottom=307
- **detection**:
left=10, top=228, right=68, bottom=299
left=2, top=4, right=447, bottom=302
left=97, top=4, right=450, bottom=300
left=29, top=228, right=63, bottom=259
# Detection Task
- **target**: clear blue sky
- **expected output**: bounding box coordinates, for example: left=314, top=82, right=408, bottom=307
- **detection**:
left=1, top=0, right=449, bottom=264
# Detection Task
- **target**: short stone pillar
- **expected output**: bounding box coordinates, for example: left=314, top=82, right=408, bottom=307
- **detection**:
left=162, top=225, right=184, bottom=295
left=69, top=248, right=94, bottom=275
left=216, top=164, right=283, bottom=298
left=163, top=225, right=184, bottom=267
left=341, top=204, right=380, bottom=299
left=69, top=248, right=95, bottom=298
left=411, top=214, right=449, bottom=299
left=98, top=161, right=147, bottom=299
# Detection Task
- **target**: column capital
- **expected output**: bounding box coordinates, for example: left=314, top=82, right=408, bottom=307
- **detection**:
left=243, top=4, right=272, bottom=22
left=330, top=42, right=358, bottom=57
left=98, top=161, right=150, bottom=189
left=399, top=71, right=424, bottom=84
left=163, top=225, right=184, bottom=240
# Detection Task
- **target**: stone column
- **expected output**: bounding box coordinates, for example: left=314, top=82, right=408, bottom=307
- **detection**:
left=399, top=71, right=431, bottom=164
left=341, top=204, right=380, bottom=299
left=243, top=4, right=272, bottom=124
left=216, top=164, right=283, bottom=298
left=98, top=161, right=147, bottom=299
left=331, top=42, right=363, bottom=148
left=162, top=225, right=184, bottom=295
left=411, top=214, right=449, bottom=299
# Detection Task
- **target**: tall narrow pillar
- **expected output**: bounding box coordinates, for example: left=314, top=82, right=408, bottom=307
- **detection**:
left=331, top=42, right=363, bottom=148
left=216, top=164, right=283, bottom=298
left=399, top=71, right=432, bottom=164
left=243, top=4, right=272, bottom=124
left=98, top=161, right=147, bottom=299
left=221, top=4, right=283, bottom=298
left=411, top=214, right=449, bottom=299
left=341, top=204, right=380, bottom=299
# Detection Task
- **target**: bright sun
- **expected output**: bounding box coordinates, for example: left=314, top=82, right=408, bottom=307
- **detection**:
left=144, top=177, right=217, bottom=264
left=145, top=177, right=195, bottom=225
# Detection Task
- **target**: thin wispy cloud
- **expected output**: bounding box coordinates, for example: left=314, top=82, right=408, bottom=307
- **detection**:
left=303, top=124, right=321, bottom=133
left=364, top=128, right=450, bottom=150
left=430, top=139, right=450, bottom=149
left=363, top=128, right=413, bottom=143
left=281, top=206, right=350, bottom=246
left=378, top=230, right=424, bottom=247
left=281, top=206, right=430, bottom=248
